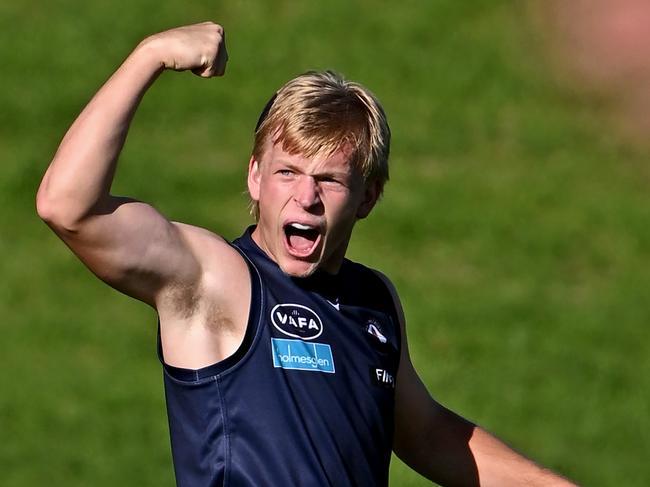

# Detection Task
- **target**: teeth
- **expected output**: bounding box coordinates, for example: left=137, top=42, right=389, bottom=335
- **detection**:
left=290, top=223, right=313, bottom=231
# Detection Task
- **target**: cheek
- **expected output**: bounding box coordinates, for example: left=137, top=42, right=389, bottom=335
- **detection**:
left=259, top=181, right=285, bottom=207
left=326, top=193, right=359, bottom=222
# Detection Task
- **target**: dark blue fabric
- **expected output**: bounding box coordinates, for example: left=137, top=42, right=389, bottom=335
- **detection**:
left=160, top=226, right=401, bottom=486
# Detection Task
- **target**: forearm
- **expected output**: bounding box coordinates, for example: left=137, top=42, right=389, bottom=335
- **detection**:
left=468, top=426, right=577, bottom=487
left=37, top=39, right=163, bottom=229
left=394, top=382, right=577, bottom=486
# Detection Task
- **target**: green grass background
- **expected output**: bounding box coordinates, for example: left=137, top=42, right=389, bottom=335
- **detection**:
left=2, top=1, right=649, bottom=485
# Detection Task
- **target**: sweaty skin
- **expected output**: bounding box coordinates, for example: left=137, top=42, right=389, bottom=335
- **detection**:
left=37, top=21, right=579, bottom=487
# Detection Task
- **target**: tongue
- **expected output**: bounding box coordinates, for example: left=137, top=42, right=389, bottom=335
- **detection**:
left=289, top=234, right=314, bottom=251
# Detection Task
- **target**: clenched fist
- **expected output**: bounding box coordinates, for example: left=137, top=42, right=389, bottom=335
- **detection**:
left=140, top=22, right=228, bottom=77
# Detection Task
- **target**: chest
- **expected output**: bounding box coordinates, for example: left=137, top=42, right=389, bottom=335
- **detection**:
left=261, top=276, right=401, bottom=395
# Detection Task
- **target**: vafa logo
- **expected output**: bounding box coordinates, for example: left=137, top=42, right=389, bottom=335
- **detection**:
left=271, top=303, right=323, bottom=340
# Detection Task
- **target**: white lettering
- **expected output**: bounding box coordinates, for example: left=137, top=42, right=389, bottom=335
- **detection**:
left=271, top=304, right=324, bottom=340
left=278, top=353, right=330, bottom=368
left=275, top=312, right=321, bottom=331
left=374, top=368, right=394, bottom=386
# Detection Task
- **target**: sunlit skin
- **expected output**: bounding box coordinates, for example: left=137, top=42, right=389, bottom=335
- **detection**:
left=248, top=140, right=379, bottom=278
left=36, top=22, right=580, bottom=485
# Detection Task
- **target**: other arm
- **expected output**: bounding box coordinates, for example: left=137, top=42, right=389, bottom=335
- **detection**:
left=381, top=276, right=578, bottom=486
left=36, top=23, right=228, bottom=306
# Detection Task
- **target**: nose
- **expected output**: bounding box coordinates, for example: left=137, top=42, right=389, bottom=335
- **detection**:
left=294, top=176, right=321, bottom=210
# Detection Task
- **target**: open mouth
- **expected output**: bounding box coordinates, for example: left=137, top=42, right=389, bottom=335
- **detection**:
left=283, top=222, right=322, bottom=257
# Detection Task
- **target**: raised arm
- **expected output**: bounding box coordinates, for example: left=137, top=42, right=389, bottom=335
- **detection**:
left=379, top=274, right=578, bottom=486
left=36, top=23, right=228, bottom=306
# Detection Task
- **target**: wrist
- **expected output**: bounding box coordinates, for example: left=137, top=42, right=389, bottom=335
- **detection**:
left=132, top=35, right=167, bottom=74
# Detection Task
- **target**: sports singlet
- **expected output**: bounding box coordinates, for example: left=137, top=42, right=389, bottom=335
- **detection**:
left=159, top=226, right=401, bottom=486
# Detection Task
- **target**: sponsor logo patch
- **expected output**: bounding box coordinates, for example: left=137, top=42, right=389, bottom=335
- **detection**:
left=370, top=367, right=395, bottom=389
left=271, top=338, right=335, bottom=374
left=271, top=303, right=323, bottom=340
left=365, top=320, right=388, bottom=344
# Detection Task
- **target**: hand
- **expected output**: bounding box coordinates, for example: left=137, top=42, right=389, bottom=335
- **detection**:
left=142, top=22, right=228, bottom=77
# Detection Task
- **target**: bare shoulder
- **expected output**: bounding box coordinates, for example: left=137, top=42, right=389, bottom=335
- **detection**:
left=157, top=223, right=253, bottom=369
left=157, top=222, right=250, bottom=315
left=173, top=221, right=246, bottom=269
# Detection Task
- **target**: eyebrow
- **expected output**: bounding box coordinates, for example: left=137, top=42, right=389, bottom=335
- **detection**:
left=275, top=160, right=351, bottom=180
left=316, top=171, right=349, bottom=181
left=279, top=165, right=351, bottom=180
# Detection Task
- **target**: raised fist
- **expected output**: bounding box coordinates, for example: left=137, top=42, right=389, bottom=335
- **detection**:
left=143, top=22, right=228, bottom=77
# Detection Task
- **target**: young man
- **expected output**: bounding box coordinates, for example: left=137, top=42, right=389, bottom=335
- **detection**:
left=37, top=22, right=577, bottom=486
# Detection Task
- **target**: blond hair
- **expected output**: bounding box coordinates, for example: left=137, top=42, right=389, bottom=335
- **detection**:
left=250, top=71, right=390, bottom=219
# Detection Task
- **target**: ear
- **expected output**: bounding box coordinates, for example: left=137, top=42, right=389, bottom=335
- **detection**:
left=356, top=180, right=381, bottom=219
left=247, top=155, right=261, bottom=202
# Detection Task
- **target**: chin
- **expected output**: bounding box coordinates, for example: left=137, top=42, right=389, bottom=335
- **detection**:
left=279, top=259, right=320, bottom=279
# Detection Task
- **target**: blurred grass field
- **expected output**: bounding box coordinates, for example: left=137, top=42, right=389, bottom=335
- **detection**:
left=2, top=1, right=649, bottom=485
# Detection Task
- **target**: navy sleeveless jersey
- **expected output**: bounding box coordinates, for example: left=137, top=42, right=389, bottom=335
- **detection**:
left=159, top=227, right=401, bottom=486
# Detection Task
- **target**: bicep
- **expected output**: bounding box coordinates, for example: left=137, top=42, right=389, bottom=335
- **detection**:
left=373, top=271, right=478, bottom=482
left=388, top=291, right=479, bottom=484
left=394, top=348, right=479, bottom=485
left=53, top=196, right=201, bottom=306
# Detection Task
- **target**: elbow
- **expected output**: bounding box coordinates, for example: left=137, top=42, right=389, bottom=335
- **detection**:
left=36, top=186, right=81, bottom=234
left=36, top=186, right=55, bottom=223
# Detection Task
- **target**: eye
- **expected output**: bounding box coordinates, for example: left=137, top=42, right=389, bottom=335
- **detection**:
left=277, top=169, right=294, bottom=177
left=319, top=176, right=346, bottom=188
